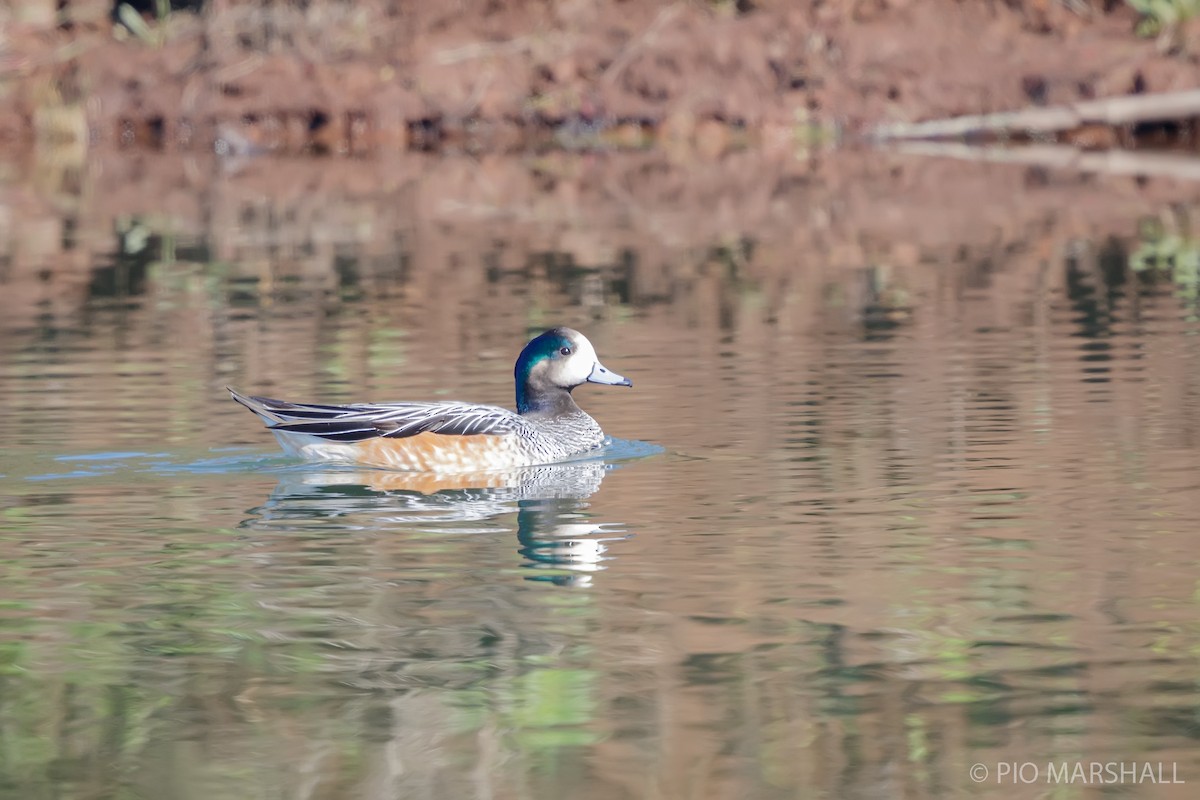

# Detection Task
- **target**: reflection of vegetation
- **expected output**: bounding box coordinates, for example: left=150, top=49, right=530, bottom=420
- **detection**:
left=1129, top=217, right=1200, bottom=317
left=9, top=162, right=1200, bottom=798
left=509, top=669, right=600, bottom=748
left=0, top=546, right=602, bottom=798
left=0, top=465, right=616, bottom=798
left=852, top=265, right=913, bottom=337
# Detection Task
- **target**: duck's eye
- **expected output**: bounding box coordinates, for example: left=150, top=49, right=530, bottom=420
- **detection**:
left=559, top=346, right=572, bottom=356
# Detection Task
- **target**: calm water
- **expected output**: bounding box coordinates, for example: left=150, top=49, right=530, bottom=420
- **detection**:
left=2, top=151, right=1200, bottom=799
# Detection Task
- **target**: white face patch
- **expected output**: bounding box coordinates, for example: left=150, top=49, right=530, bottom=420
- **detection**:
left=558, top=333, right=599, bottom=387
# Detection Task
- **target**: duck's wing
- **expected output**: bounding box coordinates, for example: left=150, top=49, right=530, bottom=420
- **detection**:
left=229, top=389, right=525, bottom=442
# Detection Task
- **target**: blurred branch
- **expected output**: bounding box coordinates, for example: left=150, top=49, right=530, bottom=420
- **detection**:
left=434, top=34, right=538, bottom=66
left=869, top=89, right=1200, bottom=141
left=888, top=140, right=1200, bottom=181
left=601, top=3, right=684, bottom=86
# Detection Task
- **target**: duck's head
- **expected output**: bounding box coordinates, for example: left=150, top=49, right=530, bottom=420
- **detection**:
left=515, top=327, right=631, bottom=415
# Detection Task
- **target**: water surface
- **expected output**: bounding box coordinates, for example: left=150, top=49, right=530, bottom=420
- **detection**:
left=2, top=151, right=1199, bottom=799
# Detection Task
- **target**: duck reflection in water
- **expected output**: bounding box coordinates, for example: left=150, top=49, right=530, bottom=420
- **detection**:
left=240, top=458, right=629, bottom=586
left=515, top=495, right=627, bottom=587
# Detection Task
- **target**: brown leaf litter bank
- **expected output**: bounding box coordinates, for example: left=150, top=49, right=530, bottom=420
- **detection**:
left=2, top=0, right=1199, bottom=155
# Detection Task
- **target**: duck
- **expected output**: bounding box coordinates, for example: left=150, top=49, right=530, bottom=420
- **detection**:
left=230, top=327, right=632, bottom=473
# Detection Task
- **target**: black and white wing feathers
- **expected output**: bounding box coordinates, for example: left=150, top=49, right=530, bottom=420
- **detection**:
left=229, top=390, right=524, bottom=443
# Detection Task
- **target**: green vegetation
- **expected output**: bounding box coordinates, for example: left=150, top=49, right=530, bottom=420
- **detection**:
left=1127, top=0, right=1200, bottom=38
left=1130, top=218, right=1200, bottom=316
left=116, top=1, right=173, bottom=47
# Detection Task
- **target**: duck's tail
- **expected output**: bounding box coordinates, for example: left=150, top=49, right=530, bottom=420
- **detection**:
left=229, top=386, right=389, bottom=422
left=228, top=388, right=369, bottom=460
left=228, top=387, right=286, bottom=424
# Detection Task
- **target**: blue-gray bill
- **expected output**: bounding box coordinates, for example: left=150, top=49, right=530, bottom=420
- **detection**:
left=587, top=362, right=632, bottom=387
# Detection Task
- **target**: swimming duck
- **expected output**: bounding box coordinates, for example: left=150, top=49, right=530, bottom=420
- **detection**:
left=230, top=327, right=632, bottom=473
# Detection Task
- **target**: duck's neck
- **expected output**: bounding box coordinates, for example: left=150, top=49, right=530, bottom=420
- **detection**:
left=517, top=378, right=581, bottom=418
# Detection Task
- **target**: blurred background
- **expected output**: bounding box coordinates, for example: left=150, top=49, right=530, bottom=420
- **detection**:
left=2, top=2, right=1200, bottom=800
left=4, top=0, right=1200, bottom=153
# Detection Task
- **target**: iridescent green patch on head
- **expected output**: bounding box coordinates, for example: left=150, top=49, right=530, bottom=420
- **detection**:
left=515, top=329, right=573, bottom=380
left=515, top=328, right=577, bottom=412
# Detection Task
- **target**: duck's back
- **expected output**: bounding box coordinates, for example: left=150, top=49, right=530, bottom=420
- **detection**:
left=230, top=390, right=607, bottom=472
